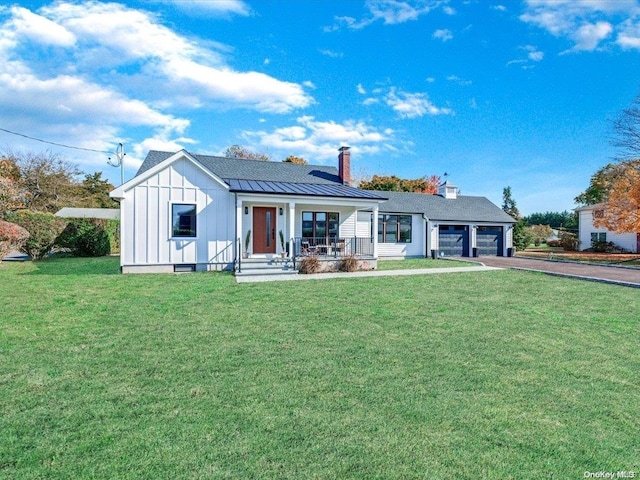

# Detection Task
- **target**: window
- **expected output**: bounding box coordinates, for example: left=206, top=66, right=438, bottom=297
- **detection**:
left=593, top=209, right=604, bottom=219
left=378, top=214, right=412, bottom=243
left=172, top=203, right=197, bottom=237
left=302, top=211, right=339, bottom=241
left=590, top=232, right=606, bottom=243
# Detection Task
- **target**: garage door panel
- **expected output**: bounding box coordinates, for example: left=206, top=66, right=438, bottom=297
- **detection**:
left=476, top=227, right=503, bottom=256
left=439, top=225, right=469, bottom=256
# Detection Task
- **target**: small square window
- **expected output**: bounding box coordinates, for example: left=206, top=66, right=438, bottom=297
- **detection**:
left=172, top=204, right=197, bottom=238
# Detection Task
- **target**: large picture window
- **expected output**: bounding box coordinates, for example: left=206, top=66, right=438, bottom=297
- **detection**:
left=172, top=203, right=197, bottom=238
left=378, top=214, right=412, bottom=243
left=302, top=211, right=339, bottom=242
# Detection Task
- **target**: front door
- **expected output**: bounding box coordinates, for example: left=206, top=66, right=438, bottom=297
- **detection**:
left=637, top=233, right=640, bottom=253
left=253, top=207, right=277, bottom=254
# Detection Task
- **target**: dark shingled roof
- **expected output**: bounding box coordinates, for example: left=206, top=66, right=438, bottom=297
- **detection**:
left=375, top=191, right=516, bottom=223
left=138, top=151, right=385, bottom=200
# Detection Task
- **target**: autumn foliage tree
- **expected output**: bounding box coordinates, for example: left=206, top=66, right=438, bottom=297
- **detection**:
left=282, top=155, right=307, bottom=165
left=359, top=174, right=441, bottom=194
left=593, top=163, right=640, bottom=233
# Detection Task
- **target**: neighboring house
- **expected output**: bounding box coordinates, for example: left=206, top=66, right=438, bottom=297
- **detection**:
left=110, top=148, right=514, bottom=273
left=576, top=203, right=640, bottom=253
left=55, top=207, right=120, bottom=220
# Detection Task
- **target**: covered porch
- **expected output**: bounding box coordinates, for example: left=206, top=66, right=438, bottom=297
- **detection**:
left=234, top=193, right=382, bottom=269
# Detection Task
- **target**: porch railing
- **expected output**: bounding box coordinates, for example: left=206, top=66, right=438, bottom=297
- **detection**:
left=293, top=236, right=373, bottom=258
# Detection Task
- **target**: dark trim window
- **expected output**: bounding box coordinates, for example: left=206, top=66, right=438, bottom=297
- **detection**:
left=172, top=203, right=197, bottom=238
left=302, top=211, right=339, bottom=241
left=378, top=214, right=412, bottom=243
left=591, top=232, right=606, bottom=243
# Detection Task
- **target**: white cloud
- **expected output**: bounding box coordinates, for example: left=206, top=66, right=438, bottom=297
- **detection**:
left=446, top=75, right=472, bottom=86
left=157, top=0, right=251, bottom=17
left=520, top=0, right=639, bottom=52
left=363, top=97, right=379, bottom=105
left=433, top=28, right=453, bottom=41
left=8, top=2, right=314, bottom=114
left=492, top=5, right=507, bottom=12
left=443, top=6, right=456, bottom=15
left=385, top=88, right=453, bottom=118
left=319, top=49, right=344, bottom=58
left=244, top=116, right=396, bottom=161
left=7, top=6, right=75, bottom=47
left=326, top=0, right=439, bottom=30
left=617, top=18, right=640, bottom=49
left=528, top=50, right=544, bottom=61
left=357, top=84, right=367, bottom=95
left=569, top=21, right=613, bottom=51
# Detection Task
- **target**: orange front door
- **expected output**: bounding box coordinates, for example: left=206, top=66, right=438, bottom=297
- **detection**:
left=253, top=207, right=277, bottom=254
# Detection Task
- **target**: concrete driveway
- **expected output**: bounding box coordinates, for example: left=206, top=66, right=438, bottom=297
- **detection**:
left=470, top=256, right=640, bottom=288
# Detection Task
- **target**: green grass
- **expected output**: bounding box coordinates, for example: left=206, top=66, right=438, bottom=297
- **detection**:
left=1, top=257, right=639, bottom=479
left=377, top=257, right=476, bottom=270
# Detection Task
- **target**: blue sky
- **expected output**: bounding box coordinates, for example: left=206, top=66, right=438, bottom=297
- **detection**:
left=1, top=0, right=639, bottom=215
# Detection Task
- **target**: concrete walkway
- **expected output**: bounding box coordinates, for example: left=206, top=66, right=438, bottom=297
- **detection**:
left=235, top=265, right=501, bottom=283
left=470, top=256, right=640, bottom=289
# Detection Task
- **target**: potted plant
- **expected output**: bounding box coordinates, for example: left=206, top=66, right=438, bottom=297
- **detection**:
left=279, top=230, right=287, bottom=258
left=243, top=230, right=251, bottom=259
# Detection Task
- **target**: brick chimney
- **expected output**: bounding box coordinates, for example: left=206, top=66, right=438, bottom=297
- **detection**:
left=338, top=146, right=351, bottom=185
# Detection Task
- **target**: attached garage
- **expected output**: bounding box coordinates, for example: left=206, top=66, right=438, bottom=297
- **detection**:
left=476, top=226, right=503, bottom=256
left=439, top=225, right=469, bottom=257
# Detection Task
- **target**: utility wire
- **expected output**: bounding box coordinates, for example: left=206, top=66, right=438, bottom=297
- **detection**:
left=0, top=127, right=112, bottom=154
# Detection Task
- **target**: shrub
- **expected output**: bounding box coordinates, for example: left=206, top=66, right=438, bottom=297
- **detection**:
left=105, top=219, right=120, bottom=254
left=546, top=239, right=562, bottom=248
left=5, top=210, right=67, bottom=260
left=55, top=218, right=111, bottom=257
left=0, top=220, right=30, bottom=262
left=298, top=255, right=321, bottom=274
left=591, top=240, right=627, bottom=253
left=559, top=231, right=579, bottom=251
left=338, top=255, right=359, bottom=272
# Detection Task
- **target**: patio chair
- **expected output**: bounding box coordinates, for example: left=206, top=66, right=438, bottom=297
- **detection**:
left=301, top=241, right=317, bottom=256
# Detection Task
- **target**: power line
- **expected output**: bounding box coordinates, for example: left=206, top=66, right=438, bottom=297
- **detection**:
left=0, top=126, right=112, bottom=154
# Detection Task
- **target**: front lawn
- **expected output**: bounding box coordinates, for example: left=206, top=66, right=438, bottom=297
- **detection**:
left=377, top=257, right=476, bottom=270
left=1, top=257, right=639, bottom=478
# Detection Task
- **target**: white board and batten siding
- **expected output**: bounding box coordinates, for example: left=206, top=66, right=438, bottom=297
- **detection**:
left=121, top=158, right=234, bottom=272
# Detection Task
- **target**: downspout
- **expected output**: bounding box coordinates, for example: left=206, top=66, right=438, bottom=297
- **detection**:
left=422, top=214, right=429, bottom=258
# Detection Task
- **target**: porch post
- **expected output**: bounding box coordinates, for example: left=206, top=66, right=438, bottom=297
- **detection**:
left=372, top=205, right=379, bottom=258
left=288, top=201, right=296, bottom=251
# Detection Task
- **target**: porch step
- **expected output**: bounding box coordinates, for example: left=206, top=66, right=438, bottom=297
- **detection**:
left=235, top=257, right=298, bottom=277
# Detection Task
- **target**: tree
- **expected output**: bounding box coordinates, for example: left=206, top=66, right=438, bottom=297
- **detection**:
left=77, top=172, right=118, bottom=208
left=0, top=157, right=27, bottom=216
left=359, top=174, right=441, bottom=194
left=4, top=150, right=82, bottom=213
left=282, top=155, right=307, bottom=165
left=593, top=163, right=640, bottom=233
left=224, top=145, right=270, bottom=161
left=611, top=93, right=640, bottom=162
left=501, top=186, right=520, bottom=219
left=523, top=211, right=578, bottom=231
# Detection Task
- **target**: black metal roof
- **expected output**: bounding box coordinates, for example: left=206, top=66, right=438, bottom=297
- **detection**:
left=228, top=179, right=386, bottom=199
left=137, top=150, right=385, bottom=201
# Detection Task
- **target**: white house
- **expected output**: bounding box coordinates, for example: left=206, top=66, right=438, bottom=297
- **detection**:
left=110, top=148, right=515, bottom=274
left=576, top=203, right=640, bottom=253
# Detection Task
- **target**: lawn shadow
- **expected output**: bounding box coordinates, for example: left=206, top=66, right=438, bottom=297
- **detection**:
left=21, top=256, right=121, bottom=276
